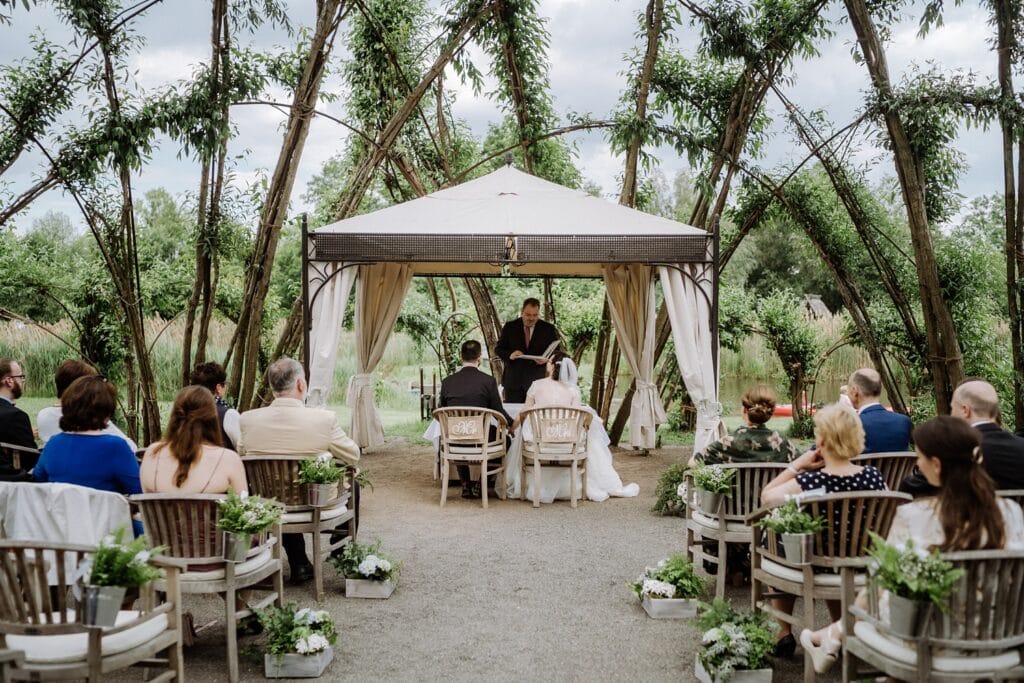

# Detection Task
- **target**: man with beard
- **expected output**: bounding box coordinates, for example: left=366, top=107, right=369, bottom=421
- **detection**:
left=0, top=359, right=37, bottom=469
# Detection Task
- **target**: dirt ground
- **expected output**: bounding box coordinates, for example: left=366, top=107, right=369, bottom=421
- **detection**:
left=144, top=440, right=835, bottom=682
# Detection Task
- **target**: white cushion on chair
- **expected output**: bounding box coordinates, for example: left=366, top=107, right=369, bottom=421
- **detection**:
left=179, top=548, right=274, bottom=581
left=281, top=502, right=350, bottom=524
left=761, top=559, right=868, bottom=587
left=448, top=443, right=504, bottom=456
left=522, top=442, right=582, bottom=456
left=691, top=511, right=749, bottom=533
left=852, top=620, right=1020, bottom=673
left=7, top=610, right=170, bottom=664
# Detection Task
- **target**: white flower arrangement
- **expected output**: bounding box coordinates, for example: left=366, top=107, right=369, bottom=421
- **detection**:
left=294, top=633, right=330, bottom=655
left=357, top=554, right=393, bottom=580
left=259, top=602, right=338, bottom=657
left=640, top=578, right=677, bottom=599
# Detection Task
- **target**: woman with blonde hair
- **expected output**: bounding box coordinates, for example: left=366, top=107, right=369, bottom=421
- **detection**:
left=140, top=386, right=246, bottom=494
left=759, top=403, right=887, bottom=658
left=689, top=384, right=796, bottom=466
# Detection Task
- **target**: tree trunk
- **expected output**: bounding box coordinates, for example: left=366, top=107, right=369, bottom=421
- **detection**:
left=994, top=0, right=1024, bottom=427
left=464, top=277, right=503, bottom=380
left=589, top=299, right=611, bottom=409
left=844, top=0, right=964, bottom=412
left=228, top=0, right=346, bottom=410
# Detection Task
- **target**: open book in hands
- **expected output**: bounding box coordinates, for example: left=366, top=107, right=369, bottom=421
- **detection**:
left=519, top=340, right=560, bottom=362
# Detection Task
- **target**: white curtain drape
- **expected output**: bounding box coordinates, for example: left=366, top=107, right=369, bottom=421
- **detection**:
left=658, top=264, right=724, bottom=454
left=348, top=263, right=414, bottom=448
left=306, top=263, right=355, bottom=408
left=602, top=264, right=665, bottom=449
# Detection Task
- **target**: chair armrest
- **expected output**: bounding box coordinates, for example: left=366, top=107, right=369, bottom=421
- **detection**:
left=746, top=503, right=780, bottom=523
left=0, top=649, right=24, bottom=665
left=150, top=556, right=188, bottom=571
left=833, top=557, right=872, bottom=570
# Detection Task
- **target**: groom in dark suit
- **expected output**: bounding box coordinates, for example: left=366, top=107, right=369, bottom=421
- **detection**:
left=440, top=340, right=514, bottom=499
left=494, top=297, right=560, bottom=403
left=0, top=358, right=37, bottom=467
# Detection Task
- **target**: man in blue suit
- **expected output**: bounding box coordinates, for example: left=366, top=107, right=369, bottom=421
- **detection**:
left=848, top=368, right=912, bottom=453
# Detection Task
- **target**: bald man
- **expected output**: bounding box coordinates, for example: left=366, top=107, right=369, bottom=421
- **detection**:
left=901, top=379, right=1024, bottom=496
left=847, top=368, right=911, bottom=454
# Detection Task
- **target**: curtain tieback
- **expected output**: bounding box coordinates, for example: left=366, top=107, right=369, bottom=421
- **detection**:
left=347, top=373, right=373, bottom=407
left=633, top=381, right=667, bottom=422
left=695, top=398, right=723, bottom=431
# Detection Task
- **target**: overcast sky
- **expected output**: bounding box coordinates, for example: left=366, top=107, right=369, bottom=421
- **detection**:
left=0, top=0, right=1002, bottom=233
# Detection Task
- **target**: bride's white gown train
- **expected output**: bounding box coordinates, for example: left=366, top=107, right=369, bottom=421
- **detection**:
left=503, top=377, right=640, bottom=503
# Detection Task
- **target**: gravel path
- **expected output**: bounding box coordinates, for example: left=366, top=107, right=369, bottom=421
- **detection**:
left=143, top=440, right=835, bottom=682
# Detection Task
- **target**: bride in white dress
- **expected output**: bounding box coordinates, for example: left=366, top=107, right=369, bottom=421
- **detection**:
left=506, top=354, right=640, bottom=503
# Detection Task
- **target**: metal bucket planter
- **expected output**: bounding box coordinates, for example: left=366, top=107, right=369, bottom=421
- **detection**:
left=780, top=533, right=814, bottom=565
left=344, top=578, right=395, bottom=599
left=222, top=530, right=251, bottom=563
left=695, top=655, right=773, bottom=683
left=306, top=482, right=340, bottom=507
left=82, top=585, right=126, bottom=627
left=642, top=596, right=698, bottom=619
left=698, top=490, right=724, bottom=514
left=264, top=648, right=333, bottom=678
left=888, top=593, right=928, bottom=637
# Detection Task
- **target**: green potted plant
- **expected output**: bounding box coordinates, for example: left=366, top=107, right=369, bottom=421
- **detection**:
left=298, top=454, right=345, bottom=507
left=755, top=499, right=827, bottom=565
left=691, top=464, right=736, bottom=513
left=630, top=554, right=705, bottom=618
left=866, top=533, right=963, bottom=637
left=652, top=462, right=689, bottom=516
left=80, top=526, right=164, bottom=627
left=694, top=599, right=776, bottom=683
left=217, top=489, right=282, bottom=562
left=330, top=539, right=400, bottom=599
left=259, top=603, right=337, bottom=678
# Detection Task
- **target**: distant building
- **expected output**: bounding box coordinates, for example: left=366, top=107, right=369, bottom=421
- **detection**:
left=803, top=294, right=830, bottom=319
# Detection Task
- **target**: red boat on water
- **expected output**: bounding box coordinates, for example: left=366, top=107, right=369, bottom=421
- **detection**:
left=773, top=403, right=813, bottom=418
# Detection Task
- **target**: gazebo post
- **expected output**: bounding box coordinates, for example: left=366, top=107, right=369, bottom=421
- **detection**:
left=301, top=213, right=311, bottom=381
left=711, top=217, right=720, bottom=385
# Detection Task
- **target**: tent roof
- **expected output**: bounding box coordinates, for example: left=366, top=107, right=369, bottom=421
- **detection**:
left=310, top=166, right=711, bottom=276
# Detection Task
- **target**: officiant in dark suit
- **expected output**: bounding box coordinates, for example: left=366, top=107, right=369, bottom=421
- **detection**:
left=494, top=297, right=561, bottom=403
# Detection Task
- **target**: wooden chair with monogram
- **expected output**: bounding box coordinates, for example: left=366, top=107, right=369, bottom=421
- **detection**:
left=433, top=407, right=508, bottom=509
left=518, top=406, right=592, bottom=509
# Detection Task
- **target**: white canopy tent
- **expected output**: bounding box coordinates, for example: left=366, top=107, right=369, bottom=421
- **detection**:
left=302, top=166, right=725, bottom=452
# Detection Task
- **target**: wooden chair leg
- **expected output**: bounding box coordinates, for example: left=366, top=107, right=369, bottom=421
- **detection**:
left=440, top=459, right=450, bottom=507
left=225, top=581, right=239, bottom=683
left=533, top=460, right=541, bottom=508
left=313, top=524, right=324, bottom=602
left=570, top=461, right=578, bottom=509
left=715, top=537, right=726, bottom=599
left=520, top=458, right=527, bottom=500
left=581, top=459, right=588, bottom=501
left=803, top=593, right=816, bottom=683
left=481, top=465, right=489, bottom=509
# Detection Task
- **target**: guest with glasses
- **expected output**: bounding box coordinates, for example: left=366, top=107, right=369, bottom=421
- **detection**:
left=0, top=358, right=37, bottom=464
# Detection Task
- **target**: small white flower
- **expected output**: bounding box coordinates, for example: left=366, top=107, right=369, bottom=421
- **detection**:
left=306, top=633, right=329, bottom=653
left=676, top=482, right=687, bottom=498
left=317, top=452, right=332, bottom=463
left=294, top=607, right=312, bottom=624
left=133, top=550, right=151, bottom=565
left=313, top=610, right=330, bottom=624
left=294, top=637, right=309, bottom=654
left=641, top=578, right=676, bottom=599
left=378, top=559, right=392, bottom=572
left=240, top=491, right=249, bottom=499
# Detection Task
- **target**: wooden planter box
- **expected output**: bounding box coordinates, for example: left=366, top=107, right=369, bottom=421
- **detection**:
left=641, top=596, right=698, bottom=619
left=264, top=648, right=333, bottom=678
left=695, top=655, right=772, bottom=683
left=344, top=578, right=395, bottom=599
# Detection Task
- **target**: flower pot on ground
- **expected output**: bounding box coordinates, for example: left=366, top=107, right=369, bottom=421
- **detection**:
left=779, top=533, right=814, bottom=565
left=79, top=526, right=164, bottom=627
left=216, top=489, right=282, bottom=562
left=631, top=554, right=705, bottom=619
left=866, top=532, right=962, bottom=637
left=258, top=603, right=337, bottom=679
left=330, top=540, right=400, bottom=599
left=690, top=465, right=736, bottom=514
left=695, top=599, right=777, bottom=683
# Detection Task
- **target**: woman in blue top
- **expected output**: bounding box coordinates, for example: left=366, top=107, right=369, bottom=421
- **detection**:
left=34, top=375, right=141, bottom=497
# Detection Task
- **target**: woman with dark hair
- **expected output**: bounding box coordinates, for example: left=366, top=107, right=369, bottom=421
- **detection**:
left=689, top=384, right=797, bottom=466
left=140, top=386, right=246, bottom=494
left=800, top=415, right=1024, bottom=673
left=189, top=361, right=240, bottom=449
left=34, top=376, right=141, bottom=496
left=37, top=359, right=136, bottom=448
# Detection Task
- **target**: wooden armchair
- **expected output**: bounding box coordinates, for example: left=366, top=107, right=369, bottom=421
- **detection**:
left=433, top=407, right=509, bottom=509
left=684, top=462, right=788, bottom=598
left=749, top=491, right=911, bottom=683
left=841, top=549, right=1024, bottom=682
left=998, top=490, right=1024, bottom=508
left=850, top=452, right=918, bottom=491
left=0, top=443, right=39, bottom=479
left=519, top=407, right=592, bottom=509
left=132, top=493, right=283, bottom=683
left=243, top=455, right=355, bottom=601
left=0, top=540, right=183, bottom=682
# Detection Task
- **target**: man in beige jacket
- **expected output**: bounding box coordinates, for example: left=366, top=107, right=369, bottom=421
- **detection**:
left=239, top=357, right=360, bottom=584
